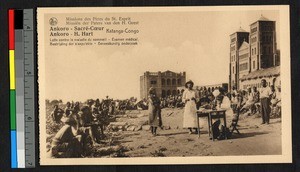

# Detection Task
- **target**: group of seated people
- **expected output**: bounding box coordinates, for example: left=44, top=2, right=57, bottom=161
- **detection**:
left=160, top=95, right=185, bottom=108
left=49, top=98, right=115, bottom=158
left=231, top=85, right=281, bottom=117
left=192, top=84, right=281, bottom=119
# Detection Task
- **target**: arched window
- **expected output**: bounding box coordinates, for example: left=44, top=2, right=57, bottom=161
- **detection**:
left=177, top=79, right=181, bottom=85
left=161, top=78, right=165, bottom=85
left=167, top=79, right=171, bottom=85
left=167, top=90, right=171, bottom=96
left=172, top=79, right=176, bottom=85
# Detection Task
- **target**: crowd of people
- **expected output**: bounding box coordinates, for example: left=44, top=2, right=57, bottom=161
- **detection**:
left=160, top=95, right=185, bottom=108
left=49, top=96, right=142, bottom=158
left=48, top=79, right=281, bottom=157
left=148, top=79, right=281, bottom=136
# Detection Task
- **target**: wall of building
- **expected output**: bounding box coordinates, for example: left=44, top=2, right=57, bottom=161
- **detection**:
left=240, top=75, right=280, bottom=90
left=229, top=31, right=249, bottom=91
left=250, top=22, right=259, bottom=72
left=140, top=71, right=186, bottom=99
left=238, top=42, right=250, bottom=79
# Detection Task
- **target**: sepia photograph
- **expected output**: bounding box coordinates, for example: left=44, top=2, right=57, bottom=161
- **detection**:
left=38, top=6, right=291, bottom=165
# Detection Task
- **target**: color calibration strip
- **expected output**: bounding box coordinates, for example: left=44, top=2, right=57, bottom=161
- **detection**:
left=9, top=9, right=18, bottom=168
left=9, top=9, right=35, bottom=168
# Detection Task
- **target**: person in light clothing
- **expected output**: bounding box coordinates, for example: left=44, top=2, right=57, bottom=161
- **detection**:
left=259, top=79, right=272, bottom=124
left=182, top=80, right=199, bottom=134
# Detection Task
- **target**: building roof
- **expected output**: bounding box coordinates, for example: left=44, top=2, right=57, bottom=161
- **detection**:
left=258, top=15, right=270, bottom=21
left=240, top=66, right=280, bottom=81
left=250, top=15, right=271, bottom=25
left=237, top=26, right=247, bottom=32
left=239, top=40, right=249, bottom=51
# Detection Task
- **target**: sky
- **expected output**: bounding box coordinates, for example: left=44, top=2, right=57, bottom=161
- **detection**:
left=43, top=8, right=280, bottom=101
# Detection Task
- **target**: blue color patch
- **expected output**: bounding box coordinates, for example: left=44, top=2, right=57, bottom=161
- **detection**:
left=11, top=130, right=18, bottom=168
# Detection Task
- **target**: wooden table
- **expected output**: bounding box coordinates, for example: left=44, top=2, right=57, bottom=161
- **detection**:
left=196, top=109, right=227, bottom=140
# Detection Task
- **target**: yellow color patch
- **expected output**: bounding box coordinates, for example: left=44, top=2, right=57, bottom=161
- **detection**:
left=9, top=50, right=15, bottom=90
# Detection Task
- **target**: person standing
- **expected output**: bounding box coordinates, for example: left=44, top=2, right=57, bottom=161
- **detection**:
left=260, top=79, right=272, bottom=124
left=182, top=80, right=199, bottom=134
left=148, top=87, right=162, bottom=136
left=64, top=102, right=73, bottom=117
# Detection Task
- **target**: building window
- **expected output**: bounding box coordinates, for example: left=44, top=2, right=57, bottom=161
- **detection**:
left=230, top=46, right=235, bottom=51
left=172, top=79, right=176, bottom=85
left=239, top=63, right=248, bottom=71
left=161, top=79, right=165, bottom=85
left=254, top=48, right=256, bottom=55
left=251, top=27, right=257, bottom=33
left=253, top=61, right=255, bottom=69
left=150, top=80, right=157, bottom=85
left=239, top=53, right=249, bottom=60
left=251, top=37, right=257, bottom=43
left=231, top=37, right=236, bottom=43
left=232, top=66, right=235, bottom=74
left=167, top=79, right=171, bottom=85
left=177, top=79, right=181, bottom=85
left=252, top=49, right=254, bottom=55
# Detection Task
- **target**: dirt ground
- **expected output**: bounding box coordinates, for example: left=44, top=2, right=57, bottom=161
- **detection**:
left=109, top=108, right=282, bottom=157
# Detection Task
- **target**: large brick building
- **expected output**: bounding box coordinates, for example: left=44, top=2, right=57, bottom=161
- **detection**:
left=229, top=15, right=280, bottom=92
left=140, top=71, right=186, bottom=99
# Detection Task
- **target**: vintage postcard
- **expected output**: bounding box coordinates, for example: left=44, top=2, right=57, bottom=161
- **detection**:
left=38, top=6, right=291, bottom=165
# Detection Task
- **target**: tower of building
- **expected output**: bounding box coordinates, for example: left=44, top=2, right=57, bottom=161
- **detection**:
left=249, top=15, right=277, bottom=71
left=229, top=27, right=249, bottom=91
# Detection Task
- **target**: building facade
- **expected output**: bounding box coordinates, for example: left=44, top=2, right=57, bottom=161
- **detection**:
left=238, top=41, right=250, bottom=79
left=229, top=27, right=249, bottom=91
left=249, top=16, right=277, bottom=71
left=240, top=66, right=280, bottom=90
left=229, top=15, right=280, bottom=92
left=140, top=71, right=186, bottom=99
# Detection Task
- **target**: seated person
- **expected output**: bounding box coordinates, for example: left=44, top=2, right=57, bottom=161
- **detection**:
left=271, top=85, right=281, bottom=117
left=50, top=117, right=83, bottom=158
left=240, top=87, right=255, bottom=114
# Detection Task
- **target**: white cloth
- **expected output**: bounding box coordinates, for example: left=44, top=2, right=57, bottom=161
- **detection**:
left=260, top=86, right=272, bottom=98
left=231, top=90, right=238, bottom=104
left=221, top=96, right=231, bottom=109
left=182, top=89, right=199, bottom=128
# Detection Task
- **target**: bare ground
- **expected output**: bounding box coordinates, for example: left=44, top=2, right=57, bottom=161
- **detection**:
left=108, top=108, right=281, bottom=157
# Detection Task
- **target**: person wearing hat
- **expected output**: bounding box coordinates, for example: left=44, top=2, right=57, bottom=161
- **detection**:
left=51, top=117, right=83, bottom=158
left=148, top=87, right=162, bottom=136
left=182, top=80, right=199, bottom=134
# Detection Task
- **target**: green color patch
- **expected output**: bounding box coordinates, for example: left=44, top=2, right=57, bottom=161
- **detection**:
left=10, top=90, right=16, bottom=130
